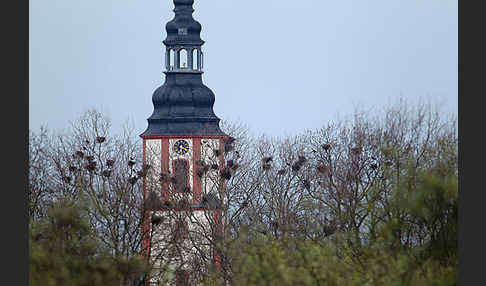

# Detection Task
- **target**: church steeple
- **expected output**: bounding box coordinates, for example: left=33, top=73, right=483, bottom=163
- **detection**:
left=141, top=0, right=224, bottom=137
left=140, top=2, right=227, bottom=284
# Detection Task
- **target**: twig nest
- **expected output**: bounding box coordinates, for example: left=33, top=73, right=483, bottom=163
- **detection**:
left=316, top=164, right=330, bottom=175
left=220, top=168, right=232, bottom=180
left=85, top=161, right=97, bottom=172
left=262, top=156, right=273, bottom=163
left=95, top=136, right=106, bottom=143
left=102, top=170, right=112, bottom=178
left=292, top=156, right=307, bottom=172
left=322, top=144, right=331, bottom=151
left=106, top=159, right=115, bottom=167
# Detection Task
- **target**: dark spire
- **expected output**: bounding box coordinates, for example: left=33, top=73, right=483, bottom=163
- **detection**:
left=141, top=0, right=225, bottom=137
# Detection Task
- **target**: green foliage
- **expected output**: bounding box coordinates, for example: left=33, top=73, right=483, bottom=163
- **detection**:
left=29, top=200, right=149, bottom=286
left=207, top=234, right=456, bottom=286
left=401, top=171, right=458, bottom=265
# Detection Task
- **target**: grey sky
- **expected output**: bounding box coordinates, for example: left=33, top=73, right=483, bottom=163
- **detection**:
left=29, top=0, right=457, bottom=137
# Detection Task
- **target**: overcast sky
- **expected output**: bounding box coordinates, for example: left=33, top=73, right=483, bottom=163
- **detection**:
left=29, top=0, right=457, bottom=137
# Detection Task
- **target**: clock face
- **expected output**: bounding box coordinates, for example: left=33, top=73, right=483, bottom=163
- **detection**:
left=173, top=140, right=190, bottom=155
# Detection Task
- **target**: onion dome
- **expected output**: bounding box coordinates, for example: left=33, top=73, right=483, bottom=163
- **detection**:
left=164, top=0, right=204, bottom=46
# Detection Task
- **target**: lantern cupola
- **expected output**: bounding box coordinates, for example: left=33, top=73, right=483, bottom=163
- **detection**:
left=164, top=0, right=204, bottom=72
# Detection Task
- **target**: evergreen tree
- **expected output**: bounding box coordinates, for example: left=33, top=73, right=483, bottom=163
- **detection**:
left=29, top=199, right=149, bottom=286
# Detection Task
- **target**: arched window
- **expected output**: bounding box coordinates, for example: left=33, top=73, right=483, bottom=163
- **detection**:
left=193, top=49, right=199, bottom=70
left=166, top=49, right=170, bottom=70
left=169, top=49, right=175, bottom=70
left=172, top=159, right=190, bottom=193
left=200, top=51, right=204, bottom=69
left=180, top=49, right=188, bottom=69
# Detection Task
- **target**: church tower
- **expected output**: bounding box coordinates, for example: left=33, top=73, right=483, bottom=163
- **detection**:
left=140, top=0, right=229, bottom=285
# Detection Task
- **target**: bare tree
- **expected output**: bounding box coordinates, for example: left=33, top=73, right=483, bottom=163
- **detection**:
left=210, top=98, right=457, bottom=284
left=29, top=126, right=54, bottom=220
left=28, top=110, right=146, bottom=267
left=29, top=98, right=457, bottom=285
